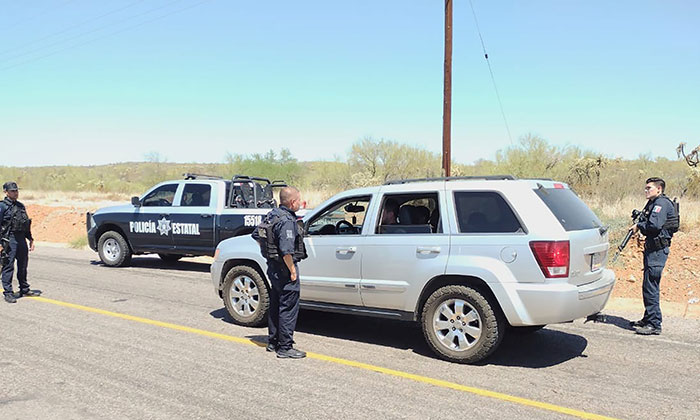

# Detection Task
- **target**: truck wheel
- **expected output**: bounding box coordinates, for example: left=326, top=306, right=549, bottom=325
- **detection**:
left=158, top=253, right=182, bottom=263
left=97, top=231, right=132, bottom=267
left=222, top=265, right=270, bottom=327
left=421, top=285, right=504, bottom=364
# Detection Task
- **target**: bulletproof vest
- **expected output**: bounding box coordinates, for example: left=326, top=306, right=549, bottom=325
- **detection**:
left=253, top=212, right=307, bottom=262
left=660, top=196, right=679, bottom=234
left=10, top=203, right=32, bottom=233
left=254, top=214, right=282, bottom=261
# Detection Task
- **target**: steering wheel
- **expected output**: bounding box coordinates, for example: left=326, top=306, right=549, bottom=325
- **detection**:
left=335, top=220, right=354, bottom=234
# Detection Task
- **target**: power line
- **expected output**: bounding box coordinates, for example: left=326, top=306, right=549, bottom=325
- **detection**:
left=468, top=0, right=514, bottom=144
left=0, top=0, right=210, bottom=73
left=0, top=0, right=146, bottom=57
left=1, top=0, right=187, bottom=64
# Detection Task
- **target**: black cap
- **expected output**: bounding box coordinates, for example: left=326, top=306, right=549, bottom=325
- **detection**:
left=3, top=182, right=18, bottom=191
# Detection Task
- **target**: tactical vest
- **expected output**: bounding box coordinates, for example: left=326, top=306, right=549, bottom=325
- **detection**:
left=646, top=196, right=679, bottom=251
left=254, top=214, right=307, bottom=262
left=660, top=196, right=679, bottom=234
left=10, top=203, right=32, bottom=233
left=1, top=200, right=31, bottom=235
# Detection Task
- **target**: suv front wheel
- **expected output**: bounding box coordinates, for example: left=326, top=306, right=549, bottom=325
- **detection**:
left=421, top=285, right=504, bottom=364
left=222, top=265, right=270, bottom=327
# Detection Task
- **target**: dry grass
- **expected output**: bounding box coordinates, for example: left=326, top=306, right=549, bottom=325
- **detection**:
left=19, top=190, right=134, bottom=208
left=587, top=194, right=700, bottom=231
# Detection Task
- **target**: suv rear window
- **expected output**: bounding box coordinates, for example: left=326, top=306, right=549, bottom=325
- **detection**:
left=454, top=192, right=522, bottom=233
left=534, top=187, right=602, bottom=231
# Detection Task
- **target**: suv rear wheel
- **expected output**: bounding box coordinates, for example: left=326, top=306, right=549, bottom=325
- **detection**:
left=97, top=231, right=132, bottom=267
left=421, top=285, right=504, bottom=364
left=222, top=265, right=270, bottom=327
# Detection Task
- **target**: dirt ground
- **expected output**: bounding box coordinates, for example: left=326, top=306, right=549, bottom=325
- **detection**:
left=23, top=203, right=700, bottom=306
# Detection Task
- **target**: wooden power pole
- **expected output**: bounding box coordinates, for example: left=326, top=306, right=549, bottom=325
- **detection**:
left=442, top=0, right=453, bottom=177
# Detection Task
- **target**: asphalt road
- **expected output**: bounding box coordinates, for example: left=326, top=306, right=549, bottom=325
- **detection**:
left=1, top=246, right=699, bottom=420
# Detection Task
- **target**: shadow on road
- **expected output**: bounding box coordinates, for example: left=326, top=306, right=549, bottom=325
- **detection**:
left=484, top=329, right=588, bottom=368
left=584, top=313, right=636, bottom=332
left=90, top=258, right=211, bottom=273
left=210, top=308, right=589, bottom=367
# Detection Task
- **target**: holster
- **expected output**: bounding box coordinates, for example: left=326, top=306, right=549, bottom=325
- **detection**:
left=646, top=236, right=670, bottom=251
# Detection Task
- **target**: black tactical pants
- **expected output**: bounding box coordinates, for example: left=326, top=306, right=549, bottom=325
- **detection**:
left=642, top=247, right=669, bottom=329
left=267, top=261, right=300, bottom=351
left=2, top=233, right=30, bottom=295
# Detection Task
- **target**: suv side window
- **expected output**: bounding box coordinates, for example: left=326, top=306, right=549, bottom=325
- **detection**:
left=142, top=184, right=178, bottom=207
left=454, top=191, right=523, bottom=233
left=307, top=196, right=370, bottom=235
left=181, top=184, right=211, bottom=207
left=376, top=193, right=441, bottom=234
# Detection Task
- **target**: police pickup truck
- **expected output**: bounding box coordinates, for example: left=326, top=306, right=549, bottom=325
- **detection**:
left=87, top=174, right=291, bottom=267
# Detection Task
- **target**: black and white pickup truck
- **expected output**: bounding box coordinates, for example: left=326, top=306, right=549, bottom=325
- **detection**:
left=87, top=174, right=292, bottom=267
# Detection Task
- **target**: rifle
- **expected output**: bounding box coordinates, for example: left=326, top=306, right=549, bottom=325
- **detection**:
left=611, top=208, right=647, bottom=263
left=0, top=236, right=9, bottom=267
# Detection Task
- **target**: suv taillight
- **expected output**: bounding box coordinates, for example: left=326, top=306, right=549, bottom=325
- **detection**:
left=530, top=241, right=569, bottom=278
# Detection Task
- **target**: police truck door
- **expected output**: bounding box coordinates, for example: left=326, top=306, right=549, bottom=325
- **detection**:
left=170, top=182, right=216, bottom=254
left=131, top=183, right=179, bottom=251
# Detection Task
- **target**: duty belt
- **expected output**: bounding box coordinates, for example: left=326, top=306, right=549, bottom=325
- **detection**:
left=647, top=236, right=671, bottom=251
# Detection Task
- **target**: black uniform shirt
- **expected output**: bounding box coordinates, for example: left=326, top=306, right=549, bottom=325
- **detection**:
left=272, top=206, right=298, bottom=259
left=637, top=194, right=674, bottom=241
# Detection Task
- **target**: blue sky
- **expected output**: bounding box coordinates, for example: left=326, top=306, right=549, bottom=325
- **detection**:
left=1, top=0, right=698, bottom=167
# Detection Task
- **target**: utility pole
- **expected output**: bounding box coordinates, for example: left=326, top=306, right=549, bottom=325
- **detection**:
left=442, top=0, right=453, bottom=177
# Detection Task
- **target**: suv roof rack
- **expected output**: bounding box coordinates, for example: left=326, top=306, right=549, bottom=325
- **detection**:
left=384, top=175, right=516, bottom=185
left=183, top=173, right=223, bottom=180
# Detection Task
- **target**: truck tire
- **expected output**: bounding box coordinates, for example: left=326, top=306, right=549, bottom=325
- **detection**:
left=158, top=253, right=182, bottom=263
left=97, top=231, right=132, bottom=267
left=421, top=285, right=504, bottom=364
left=222, top=265, right=270, bottom=327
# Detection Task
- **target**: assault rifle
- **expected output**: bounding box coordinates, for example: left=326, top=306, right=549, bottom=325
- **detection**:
left=0, top=236, right=9, bottom=267
left=611, top=208, right=648, bottom=263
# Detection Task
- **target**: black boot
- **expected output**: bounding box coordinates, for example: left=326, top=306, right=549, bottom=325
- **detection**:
left=635, top=324, right=661, bottom=335
left=4, top=293, right=17, bottom=303
left=276, top=348, right=306, bottom=359
left=19, top=289, right=41, bottom=297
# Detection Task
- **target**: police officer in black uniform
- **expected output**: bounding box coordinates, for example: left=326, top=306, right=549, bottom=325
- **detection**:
left=253, top=186, right=307, bottom=358
left=1, top=182, right=41, bottom=303
left=630, top=177, right=678, bottom=335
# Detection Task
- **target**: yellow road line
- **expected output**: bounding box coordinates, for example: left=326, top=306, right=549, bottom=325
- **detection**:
left=29, top=296, right=617, bottom=420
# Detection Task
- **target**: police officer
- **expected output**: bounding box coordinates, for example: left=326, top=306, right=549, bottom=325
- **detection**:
left=253, top=186, right=307, bottom=358
left=629, top=177, right=678, bottom=335
left=1, top=182, right=41, bottom=303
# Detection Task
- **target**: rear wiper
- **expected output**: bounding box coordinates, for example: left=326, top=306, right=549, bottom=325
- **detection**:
left=598, top=225, right=609, bottom=236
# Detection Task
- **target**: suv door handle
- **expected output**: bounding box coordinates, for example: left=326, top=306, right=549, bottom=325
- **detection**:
left=417, top=246, right=441, bottom=255
left=336, top=247, right=357, bottom=255
left=201, top=214, right=212, bottom=218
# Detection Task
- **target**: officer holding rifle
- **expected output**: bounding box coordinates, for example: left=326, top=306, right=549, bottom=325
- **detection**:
left=628, top=177, right=678, bottom=336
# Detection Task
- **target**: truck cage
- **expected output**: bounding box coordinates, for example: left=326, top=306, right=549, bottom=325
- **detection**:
left=182, top=173, right=287, bottom=209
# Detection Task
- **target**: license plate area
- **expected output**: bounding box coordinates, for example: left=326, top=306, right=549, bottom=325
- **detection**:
left=590, top=251, right=606, bottom=271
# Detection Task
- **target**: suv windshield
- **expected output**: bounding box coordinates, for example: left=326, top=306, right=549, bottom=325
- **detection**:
left=534, top=187, right=602, bottom=231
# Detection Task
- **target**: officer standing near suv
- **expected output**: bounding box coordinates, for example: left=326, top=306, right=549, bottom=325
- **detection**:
left=253, top=186, right=307, bottom=358
left=630, top=177, right=678, bottom=335
left=1, top=182, right=41, bottom=303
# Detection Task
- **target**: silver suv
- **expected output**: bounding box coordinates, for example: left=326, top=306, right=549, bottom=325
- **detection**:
left=211, top=176, right=616, bottom=363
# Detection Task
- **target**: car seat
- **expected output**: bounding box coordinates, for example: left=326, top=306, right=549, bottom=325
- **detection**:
left=399, top=205, right=414, bottom=225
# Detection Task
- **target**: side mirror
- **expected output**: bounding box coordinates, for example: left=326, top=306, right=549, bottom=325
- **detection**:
left=131, top=196, right=141, bottom=207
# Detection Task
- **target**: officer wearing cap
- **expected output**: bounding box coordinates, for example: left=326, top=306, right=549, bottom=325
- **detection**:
left=629, top=177, right=678, bottom=335
left=1, top=182, right=41, bottom=303
left=253, top=186, right=307, bottom=359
